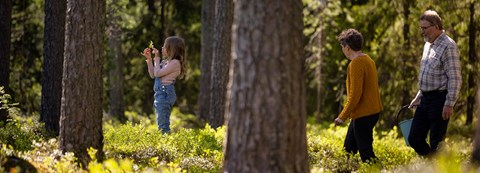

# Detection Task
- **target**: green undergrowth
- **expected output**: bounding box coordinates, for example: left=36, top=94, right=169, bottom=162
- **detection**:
left=0, top=108, right=477, bottom=172
left=308, top=118, right=475, bottom=173
left=0, top=118, right=44, bottom=151
left=103, top=121, right=224, bottom=172
left=308, top=123, right=417, bottom=172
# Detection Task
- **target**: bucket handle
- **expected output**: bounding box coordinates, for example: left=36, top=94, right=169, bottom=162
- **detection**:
left=395, top=105, right=410, bottom=126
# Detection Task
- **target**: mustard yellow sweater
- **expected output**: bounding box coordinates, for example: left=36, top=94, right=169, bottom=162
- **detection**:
left=338, top=55, right=383, bottom=121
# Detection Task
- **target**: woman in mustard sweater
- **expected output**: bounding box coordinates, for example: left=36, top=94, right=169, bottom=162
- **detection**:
left=333, top=29, right=383, bottom=163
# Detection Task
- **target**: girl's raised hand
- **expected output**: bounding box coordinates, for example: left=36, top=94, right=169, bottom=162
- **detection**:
left=152, top=48, right=160, bottom=58
left=141, top=48, right=152, bottom=59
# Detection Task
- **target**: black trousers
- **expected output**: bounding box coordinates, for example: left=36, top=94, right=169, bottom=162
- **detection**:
left=408, top=91, right=449, bottom=156
left=344, top=113, right=379, bottom=162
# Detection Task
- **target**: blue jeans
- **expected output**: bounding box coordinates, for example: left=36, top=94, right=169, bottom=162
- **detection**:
left=153, top=78, right=176, bottom=133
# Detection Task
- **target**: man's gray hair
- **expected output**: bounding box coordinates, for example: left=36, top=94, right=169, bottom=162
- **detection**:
left=420, top=10, right=443, bottom=30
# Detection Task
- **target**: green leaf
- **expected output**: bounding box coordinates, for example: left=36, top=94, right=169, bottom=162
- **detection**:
left=148, top=40, right=154, bottom=49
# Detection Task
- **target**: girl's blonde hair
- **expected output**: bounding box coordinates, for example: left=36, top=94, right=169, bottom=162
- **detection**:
left=165, top=36, right=186, bottom=78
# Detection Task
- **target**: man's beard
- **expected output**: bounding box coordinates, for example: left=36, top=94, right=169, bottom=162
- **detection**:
left=423, top=36, right=429, bottom=43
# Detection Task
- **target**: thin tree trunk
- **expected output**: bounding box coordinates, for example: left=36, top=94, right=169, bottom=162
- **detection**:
left=466, top=1, right=476, bottom=125
left=14, top=0, right=39, bottom=115
left=198, top=0, right=216, bottom=122
left=141, top=0, right=157, bottom=116
left=314, top=27, right=323, bottom=123
left=158, top=0, right=165, bottom=48
left=209, top=0, right=233, bottom=128
left=41, top=0, right=66, bottom=136
left=108, top=0, right=126, bottom=123
left=147, top=0, right=156, bottom=12
left=401, top=0, right=411, bottom=106
left=223, top=0, right=309, bottom=172
left=472, top=61, right=480, bottom=164
left=470, top=2, right=480, bottom=164
left=60, top=0, right=106, bottom=166
left=473, top=85, right=480, bottom=163
left=0, top=0, right=13, bottom=123
left=394, top=0, right=413, bottom=128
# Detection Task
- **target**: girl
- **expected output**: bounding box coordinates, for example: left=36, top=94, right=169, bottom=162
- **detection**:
left=141, top=36, right=186, bottom=133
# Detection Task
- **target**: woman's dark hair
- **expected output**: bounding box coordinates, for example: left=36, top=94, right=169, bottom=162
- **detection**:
left=337, top=28, right=363, bottom=51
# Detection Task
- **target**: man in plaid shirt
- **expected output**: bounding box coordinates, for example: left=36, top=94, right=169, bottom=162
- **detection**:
left=408, top=10, right=462, bottom=157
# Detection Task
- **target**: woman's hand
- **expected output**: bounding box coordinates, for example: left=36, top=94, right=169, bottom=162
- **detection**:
left=334, top=118, right=344, bottom=126
left=152, top=48, right=160, bottom=58
left=141, top=48, right=152, bottom=60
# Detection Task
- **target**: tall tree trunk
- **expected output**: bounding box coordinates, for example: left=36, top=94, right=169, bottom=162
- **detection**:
left=41, top=0, right=66, bottom=136
left=470, top=1, right=480, bottom=163
left=13, top=0, right=41, bottom=115
left=401, top=0, right=411, bottom=106
left=108, top=0, right=126, bottom=123
left=474, top=91, right=480, bottom=163
left=473, top=86, right=480, bottom=163
left=0, top=0, right=13, bottom=123
left=141, top=0, right=157, bottom=116
left=223, top=0, right=309, bottom=172
left=466, top=1, right=476, bottom=125
left=314, top=27, right=324, bottom=123
left=198, top=0, right=216, bottom=122
left=147, top=0, right=156, bottom=12
left=209, top=0, right=233, bottom=128
left=158, top=0, right=165, bottom=49
left=60, top=0, right=106, bottom=166
left=392, top=0, right=413, bottom=128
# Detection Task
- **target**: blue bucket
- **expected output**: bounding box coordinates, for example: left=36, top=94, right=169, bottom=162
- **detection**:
left=398, top=119, right=413, bottom=146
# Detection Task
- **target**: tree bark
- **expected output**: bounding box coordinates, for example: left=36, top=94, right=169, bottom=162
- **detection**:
left=41, top=0, right=66, bottom=136
left=401, top=0, right=411, bottom=107
left=60, top=0, right=106, bottom=166
left=472, top=65, right=480, bottom=164
left=141, top=0, right=157, bottom=116
left=470, top=1, right=480, bottom=163
left=466, top=1, right=476, bottom=125
left=314, top=27, right=324, bottom=123
left=198, top=0, right=216, bottom=122
left=223, top=0, right=309, bottom=172
left=108, top=0, right=126, bottom=123
left=209, top=0, right=233, bottom=128
left=0, top=0, right=13, bottom=123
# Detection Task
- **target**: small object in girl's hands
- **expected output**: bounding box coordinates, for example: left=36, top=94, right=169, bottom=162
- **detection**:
left=148, top=40, right=154, bottom=49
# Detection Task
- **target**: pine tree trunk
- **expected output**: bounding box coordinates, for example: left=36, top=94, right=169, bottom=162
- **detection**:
left=470, top=2, right=480, bottom=163
left=108, top=0, right=126, bottom=123
left=209, top=0, right=233, bottom=128
left=60, top=0, right=106, bottom=166
left=466, top=1, right=476, bottom=125
left=198, top=0, right=216, bottom=122
left=141, top=0, right=157, bottom=116
left=401, top=0, right=411, bottom=107
left=314, top=27, right=323, bottom=123
left=472, top=67, right=480, bottom=163
left=223, top=0, right=309, bottom=172
left=0, top=0, right=12, bottom=123
left=41, top=0, right=66, bottom=136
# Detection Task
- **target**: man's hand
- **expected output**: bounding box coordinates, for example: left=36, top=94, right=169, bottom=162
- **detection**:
left=334, top=118, right=344, bottom=126
left=442, top=105, right=453, bottom=120
left=408, top=97, right=421, bottom=109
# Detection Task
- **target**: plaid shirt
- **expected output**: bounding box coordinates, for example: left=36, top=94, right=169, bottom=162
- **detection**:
left=419, top=32, right=462, bottom=106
